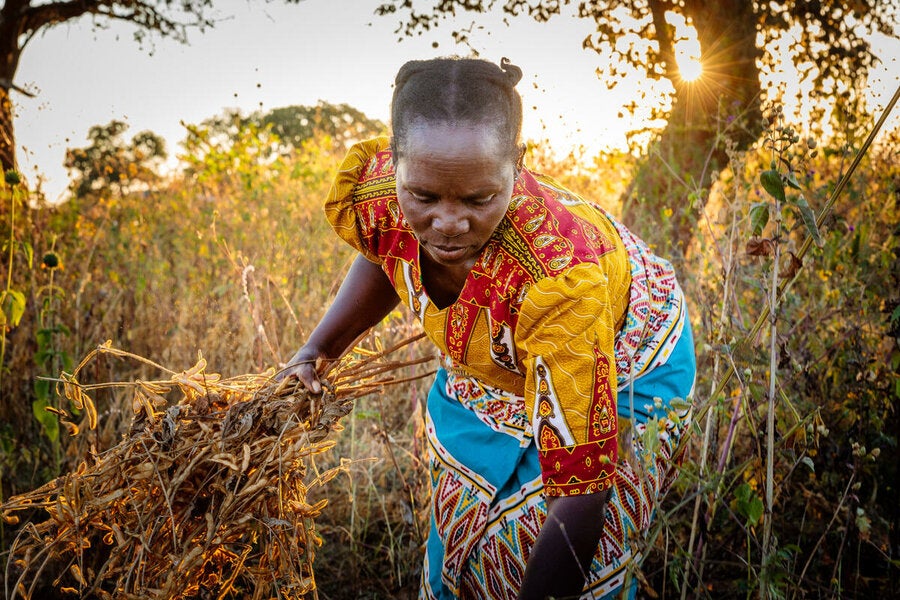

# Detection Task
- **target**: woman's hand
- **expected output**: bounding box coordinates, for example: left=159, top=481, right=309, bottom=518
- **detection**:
left=277, top=254, right=400, bottom=392
left=278, top=345, right=325, bottom=393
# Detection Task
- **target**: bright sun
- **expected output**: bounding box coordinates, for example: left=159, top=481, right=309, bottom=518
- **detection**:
left=677, top=54, right=703, bottom=82
left=668, top=11, right=704, bottom=82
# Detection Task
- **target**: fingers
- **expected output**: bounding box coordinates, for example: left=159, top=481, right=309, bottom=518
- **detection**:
left=294, top=362, right=322, bottom=394
left=277, top=347, right=323, bottom=394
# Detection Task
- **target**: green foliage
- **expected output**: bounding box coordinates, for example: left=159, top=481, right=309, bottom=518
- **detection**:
left=759, top=169, right=785, bottom=203
left=0, top=288, right=25, bottom=328
left=180, top=114, right=284, bottom=197
left=791, top=194, right=822, bottom=247
left=749, top=202, right=770, bottom=237
left=667, top=96, right=900, bottom=598
left=190, top=103, right=386, bottom=173
left=31, top=396, right=59, bottom=444
left=734, top=482, right=764, bottom=526
left=31, top=247, right=71, bottom=460
left=1, top=171, right=29, bottom=378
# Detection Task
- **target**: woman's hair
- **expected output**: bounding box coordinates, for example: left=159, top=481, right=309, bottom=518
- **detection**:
left=390, top=56, right=524, bottom=160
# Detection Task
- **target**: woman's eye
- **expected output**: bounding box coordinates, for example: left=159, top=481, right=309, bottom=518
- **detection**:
left=470, top=195, right=496, bottom=206
left=407, top=190, right=436, bottom=203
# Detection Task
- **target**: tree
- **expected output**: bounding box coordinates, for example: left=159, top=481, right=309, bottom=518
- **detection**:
left=375, top=0, right=899, bottom=251
left=178, top=103, right=384, bottom=197
left=0, top=0, right=307, bottom=174
left=201, top=102, right=387, bottom=154
left=64, top=120, right=167, bottom=198
left=257, top=102, right=387, bottom=151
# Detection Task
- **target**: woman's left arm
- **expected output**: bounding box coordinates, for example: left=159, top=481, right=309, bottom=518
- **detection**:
left=515, top=260, right=627, bottom=598
left=518, top=490, right=610, bottom=600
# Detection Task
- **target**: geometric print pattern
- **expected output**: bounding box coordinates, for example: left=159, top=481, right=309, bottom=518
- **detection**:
left=424, top=410, right=496, bottom=596
left=443, top=358, right=531, bottom=446
left=421, top=404, right=691, bottom=599
left=595, top=205, right=685, bottom=389
left=324, top=138, right=636, bottom=495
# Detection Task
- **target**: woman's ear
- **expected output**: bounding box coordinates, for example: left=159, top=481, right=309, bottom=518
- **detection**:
left=515, top=143, right=526, bottom=173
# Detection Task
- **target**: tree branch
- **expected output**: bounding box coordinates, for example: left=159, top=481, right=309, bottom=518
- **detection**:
left=0, top=0, right=31, bottom=22
left=20, top=0, right=209, bottom=43
left=20, top=0, right=104, bottom=35
left=648, top=0, right=678, bottom=81
left=0, top=78, right=36, bottom=97
left=0, top=0, right=30, bottom=55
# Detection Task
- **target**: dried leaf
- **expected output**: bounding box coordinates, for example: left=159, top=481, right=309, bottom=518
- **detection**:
left=779, top=251, right=803, bottom=279
left=746, top=236, right=775, bottom=257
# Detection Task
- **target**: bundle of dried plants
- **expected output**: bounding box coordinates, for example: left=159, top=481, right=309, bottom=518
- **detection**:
left=2, top=335, right=431, bottom=600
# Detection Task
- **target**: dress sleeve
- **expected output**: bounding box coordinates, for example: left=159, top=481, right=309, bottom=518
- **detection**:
left=515, top=261, right=620, bottom=497
left=323, top=136, right=392, bottom=263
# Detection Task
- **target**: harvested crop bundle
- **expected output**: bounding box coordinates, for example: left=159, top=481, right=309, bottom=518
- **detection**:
left=2, top=336, right=431, bottom=599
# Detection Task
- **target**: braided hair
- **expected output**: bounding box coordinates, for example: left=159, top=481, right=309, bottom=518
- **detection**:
left=390, top=57, right=524, bottom=162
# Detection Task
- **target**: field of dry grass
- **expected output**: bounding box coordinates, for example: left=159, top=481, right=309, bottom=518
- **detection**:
left=0, top=112, right=897, bottom=598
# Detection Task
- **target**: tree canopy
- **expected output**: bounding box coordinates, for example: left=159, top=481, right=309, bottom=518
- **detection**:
left=64, top=120, right=167, bottom=198
left=199, top=103, right=387, bottom=154
left=379, top=1, right=896, bottom=99
left=375, top=0, right=899, bottom=249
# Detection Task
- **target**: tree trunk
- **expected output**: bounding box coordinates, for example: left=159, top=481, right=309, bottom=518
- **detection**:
left=622, top=0, right=762, bottom=260
left=0, top=84, right=15, bottom=172
left=0, top=0, right=21, bottom=173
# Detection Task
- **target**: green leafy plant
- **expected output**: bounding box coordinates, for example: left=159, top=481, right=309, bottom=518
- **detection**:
left=31, top=242, right=72, bottom=473
left=1, top=169, right=32, bottom=388
left=750, top=104, right=822, bottom=596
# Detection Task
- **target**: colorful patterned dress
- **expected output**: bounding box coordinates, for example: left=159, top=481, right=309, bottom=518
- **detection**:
left=325, top=137, right=696, bottom=599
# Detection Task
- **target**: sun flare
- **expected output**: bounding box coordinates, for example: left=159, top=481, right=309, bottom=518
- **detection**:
left=667, top=11, right=704, bottom=83
left=677, top=55, right=703, bottom=82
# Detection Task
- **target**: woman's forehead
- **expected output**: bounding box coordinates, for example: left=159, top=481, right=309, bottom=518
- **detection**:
left=401, top=122, right=508, bottom=160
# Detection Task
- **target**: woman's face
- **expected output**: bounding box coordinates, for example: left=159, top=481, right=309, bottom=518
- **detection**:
left=395, top=122, right=517, bottom=270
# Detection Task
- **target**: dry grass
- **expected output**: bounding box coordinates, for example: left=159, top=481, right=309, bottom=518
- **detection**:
left=1, top=335, right=431, bottom=600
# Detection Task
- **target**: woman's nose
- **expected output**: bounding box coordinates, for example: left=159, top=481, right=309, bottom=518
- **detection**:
left=432, top=205, right=469, bottom=237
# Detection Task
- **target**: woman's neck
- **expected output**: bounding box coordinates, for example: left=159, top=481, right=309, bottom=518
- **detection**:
left=419, top=253, right=473, bottom=310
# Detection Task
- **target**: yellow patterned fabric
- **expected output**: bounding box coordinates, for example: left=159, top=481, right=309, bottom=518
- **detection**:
left=324, top=137, right=631, bottom=495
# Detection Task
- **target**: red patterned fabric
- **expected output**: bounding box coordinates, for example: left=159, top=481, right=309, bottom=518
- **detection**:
left=325, top=138, right=632, bottom=495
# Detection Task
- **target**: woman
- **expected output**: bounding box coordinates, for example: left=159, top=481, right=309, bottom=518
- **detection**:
left=282, top=57, right=696, bottom=600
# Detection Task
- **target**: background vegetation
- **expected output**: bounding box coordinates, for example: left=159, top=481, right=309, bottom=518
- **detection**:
left=0, top=87, right=898, bottom=600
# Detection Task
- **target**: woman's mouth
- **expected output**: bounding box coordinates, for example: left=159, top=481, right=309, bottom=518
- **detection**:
left=426, top=242, right=469, bottom=263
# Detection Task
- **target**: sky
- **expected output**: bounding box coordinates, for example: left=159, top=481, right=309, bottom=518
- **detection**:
left=15, top=0, right=634, bottom=202
left=11, top=0, right=900, bottom=203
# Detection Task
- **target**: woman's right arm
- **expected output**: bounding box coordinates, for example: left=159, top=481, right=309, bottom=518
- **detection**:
left=279, top=254, right=400, bottom=391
